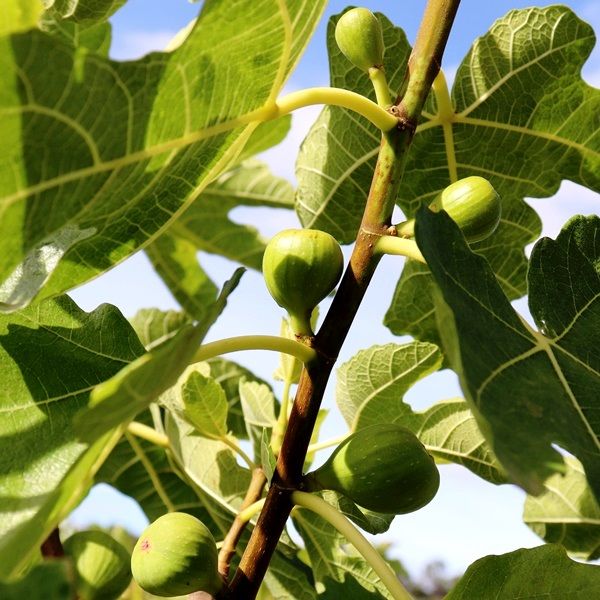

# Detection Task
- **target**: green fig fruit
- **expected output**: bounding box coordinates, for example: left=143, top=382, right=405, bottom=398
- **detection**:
left=63, top=530, right=131, bottom=600
left=335, top=8, right=385, bottom=71
left=131, top=512, right=221, bottom=597
left=429, top=176, right=501, bottom=242
left=304, top=424, right=440, bottom=514
left=262, top=229, right=343, bottom=336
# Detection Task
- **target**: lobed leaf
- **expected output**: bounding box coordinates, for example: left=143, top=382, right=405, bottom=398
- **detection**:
left=336, top=343, right=506, bottom=484
left=0, top=0, right=326, bottom=311
left=416, top=210, right=600, bottom=498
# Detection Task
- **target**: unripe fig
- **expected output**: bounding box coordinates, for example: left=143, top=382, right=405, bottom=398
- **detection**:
left=429, top=176, right=501, bottom=242
left=335, top=8, right=384, bottom=71
left=63, top=530, right=131, bottom=600
left=131, top=512, right=221, bottom=597
left=262, top=229, right=343, bottom=336
left=304, top=424, right=440, bottom=515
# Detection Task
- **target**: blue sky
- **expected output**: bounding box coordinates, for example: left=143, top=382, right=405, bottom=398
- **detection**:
left=69, top=0, right=600, bottom=580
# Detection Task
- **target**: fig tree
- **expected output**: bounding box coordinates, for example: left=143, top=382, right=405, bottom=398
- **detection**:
left=262, top=228, right=343, bottom=336
left=335, top=7, right=385, bottom=71
left=130, top=512, right=221, bottom=597
left=304, top=423, right=440, bottom=514
left=63, top=530, right=131, bottom=600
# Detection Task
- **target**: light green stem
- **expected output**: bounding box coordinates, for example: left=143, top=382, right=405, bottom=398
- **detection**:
left=394, top=219, right=415, bottom=238
left=274, top=87, right=397, bottom=131
left=374, top=236, right=426, bottom=263
left=369, top=67, right=393, bottom=107
left=127, top=421, right=170, bottom=448
left=192, top=335, right=316, bottom=365
left=125, top=432, right=175, bottom=513
left=432, top=69, right=454, bottom=121
left=221, top=435, right=256, bottom=470
left=306, top=433, right=348, bottom=454
left=291, top=491, right=413, bottom=600
left=238, top=499, right=266, bottom=523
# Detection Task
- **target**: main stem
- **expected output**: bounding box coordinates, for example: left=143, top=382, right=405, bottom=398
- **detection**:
left=229, top=2, right=460, bottom=597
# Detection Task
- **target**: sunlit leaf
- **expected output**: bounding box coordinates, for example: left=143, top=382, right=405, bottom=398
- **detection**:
left=0, top=0, right=326, bottom=310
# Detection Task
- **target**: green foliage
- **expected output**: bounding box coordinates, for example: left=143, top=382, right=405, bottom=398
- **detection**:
left=416, top=209, right=600, bottom=500
left=446, top=545, right=600, bottom=599
left=0, top=1, right=599, bottom=598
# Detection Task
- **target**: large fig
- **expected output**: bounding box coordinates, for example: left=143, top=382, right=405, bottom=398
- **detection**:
left=131, top=512, right=221, bottom=597
left=304, top=424, right=440, bottom=514
left=262, top=228, right=343, bottom=336
left=63, top=530, right=131, bottom=600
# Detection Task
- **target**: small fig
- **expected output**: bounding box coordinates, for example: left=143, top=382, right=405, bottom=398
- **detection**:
left=262, top=229, right=343, bottom=336
left=63, top=530, right=131, bottom=600
left=304, top=424, right=440, bottom=515
left=429, top=176, right=501, bottom=242
left=131, top=512, right=221, bottom=597
left=335, top=7, right=385, bottom=71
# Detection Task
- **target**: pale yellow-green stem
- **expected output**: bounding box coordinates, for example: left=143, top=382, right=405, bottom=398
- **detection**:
left=191, top=335, right=316, bottom=366
left=127, top=421, right=170, bottom=449
left=125, top=432, right=175, bottom=513
left=273, top=87, right=397, bottom=131
left=306, top=433, right=348, bottom=454
left=432, top=69, right=454, bottom=122
left=237, top=498, right=266, bottom=523
left=394, top=219, right=416, bottom=238
left=292, top=491, right=414, bottom=600
left=374, top=236, right=426, bottom=263
left=220, top=435, right=256, bottom=471
left=369, top=67, right=393, bottom=108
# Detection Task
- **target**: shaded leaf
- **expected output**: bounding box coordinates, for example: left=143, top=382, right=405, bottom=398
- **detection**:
left=0, top=559, right=74, bottom=598
left=0, top=296, right=143, bottom=578
left=145, top=234, right=218, bottom=323
left=416, top=210, right=600, bottom=498
left=97, top=409, right=215, bottom=525
left=446, top=544, right=600, bottom=599
left=76, top=323, right=206, bottom=441
left=129, top=308, right=191, bottom=350
left=77, top=268, right=243, bottom=440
